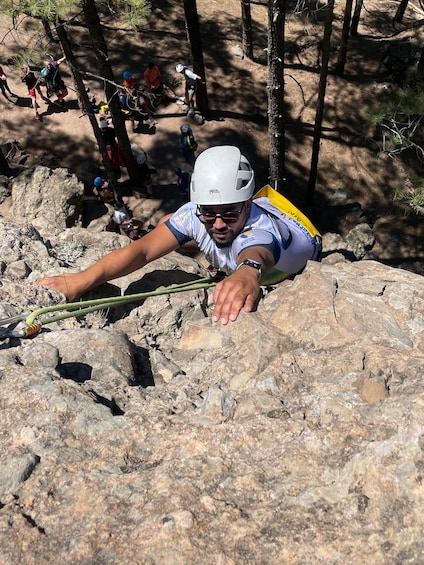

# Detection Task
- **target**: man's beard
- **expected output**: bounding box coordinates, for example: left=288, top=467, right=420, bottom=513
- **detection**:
left=209, top=229, right=237, bottom=248
left=214, top=240, right=232, bottom=249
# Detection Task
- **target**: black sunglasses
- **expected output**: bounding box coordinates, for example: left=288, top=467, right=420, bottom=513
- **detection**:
left=196, top=203, right=245, bottom=224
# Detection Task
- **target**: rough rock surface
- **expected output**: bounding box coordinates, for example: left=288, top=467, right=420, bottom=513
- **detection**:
left=0, top=168, right=423, bottom=564
left=10, top=166, right=84, bottom=235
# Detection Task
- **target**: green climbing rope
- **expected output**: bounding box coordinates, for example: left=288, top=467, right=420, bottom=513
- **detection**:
left=20, top=277, right=217, bottom=337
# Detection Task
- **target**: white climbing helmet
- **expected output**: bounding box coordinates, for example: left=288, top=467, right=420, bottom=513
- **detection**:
left=190, top=146, right=255, bottom=205
left=113, top=207, right=130, bottom=225
left=175, top=63, right=184, bottom=73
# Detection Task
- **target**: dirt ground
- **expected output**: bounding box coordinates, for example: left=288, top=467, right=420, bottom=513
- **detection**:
left=0, top=1, right=423, bottom=273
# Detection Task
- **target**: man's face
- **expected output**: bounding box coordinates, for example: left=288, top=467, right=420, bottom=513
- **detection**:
left=197, top=201, right=251, bottom=248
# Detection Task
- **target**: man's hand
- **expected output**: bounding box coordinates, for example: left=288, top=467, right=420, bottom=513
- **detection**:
left=211, top=268, right=260, bottom=325
left=35, top=273, right=86, bottom=302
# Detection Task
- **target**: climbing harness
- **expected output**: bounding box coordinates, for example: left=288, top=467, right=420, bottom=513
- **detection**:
left=0, top=277, right=217, bottom=340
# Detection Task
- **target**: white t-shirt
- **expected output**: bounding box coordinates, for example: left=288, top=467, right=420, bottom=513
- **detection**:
left=165, top=199, right=321, bottom=280
left=183, top=68, right=198, bottom=81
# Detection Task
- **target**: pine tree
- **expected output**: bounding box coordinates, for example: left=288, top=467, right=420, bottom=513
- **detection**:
left=306, top=0, right=335, bottom=205
left=335, top=0, right=353, bottom=76
left=183, top=0, right=209, bottom=116
left=267, top=0, right=286, bottom=193
left=241, top=0, right=254, bottom=60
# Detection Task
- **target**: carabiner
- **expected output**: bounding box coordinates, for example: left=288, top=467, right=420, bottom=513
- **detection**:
left=0, top=313, right=29, bottom=340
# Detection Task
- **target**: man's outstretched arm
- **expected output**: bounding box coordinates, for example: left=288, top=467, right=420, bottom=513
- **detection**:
left=35, top=224, right=180, bottom=301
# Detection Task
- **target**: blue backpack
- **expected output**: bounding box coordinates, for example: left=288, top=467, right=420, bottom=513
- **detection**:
left=180, top=133, right=197, bottom=151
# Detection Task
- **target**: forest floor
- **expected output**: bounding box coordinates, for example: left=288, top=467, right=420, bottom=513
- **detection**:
left=0, top=0, right=423, bottom=273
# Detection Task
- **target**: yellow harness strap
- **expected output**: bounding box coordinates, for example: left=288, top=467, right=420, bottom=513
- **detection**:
left=253, top=185, right=321, bottom=238
left=253, top=185, right=321, bottom=285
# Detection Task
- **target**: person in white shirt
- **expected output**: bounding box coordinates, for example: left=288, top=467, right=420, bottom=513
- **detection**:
left=175, top=63, right=202, bottom=108
left=36, top=146, right=321, bottom=325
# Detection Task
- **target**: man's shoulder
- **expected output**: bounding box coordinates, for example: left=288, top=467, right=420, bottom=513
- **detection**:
left=173, top=201, right=196, bottom=214
left=253, top=198, right=284, bottom=218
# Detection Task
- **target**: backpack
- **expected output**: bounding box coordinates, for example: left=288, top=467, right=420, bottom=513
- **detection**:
left=253, top=185, right=321, bottom=239
left=180, top=133, right=197, bottom=151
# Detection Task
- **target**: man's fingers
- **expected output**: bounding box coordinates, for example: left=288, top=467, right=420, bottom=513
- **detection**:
left=35, top=275, right=75, bottom=301
left=211, top=277, right=259, bottom=325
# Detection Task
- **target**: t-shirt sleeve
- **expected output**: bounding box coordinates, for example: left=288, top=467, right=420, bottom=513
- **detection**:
left=164, top=204, right=199, bottom=246
left=164, top=219, right=192, bottom=246
left=234, top=229, right=281, bottom=264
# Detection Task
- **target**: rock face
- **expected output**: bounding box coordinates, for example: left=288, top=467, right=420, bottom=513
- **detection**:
left=10, top=166, right=84, bottom=235
left=0, top=169, right=423, bottom=564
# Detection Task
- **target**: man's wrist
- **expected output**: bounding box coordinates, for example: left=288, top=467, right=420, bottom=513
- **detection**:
left=236, top=259, right=262, bottom=281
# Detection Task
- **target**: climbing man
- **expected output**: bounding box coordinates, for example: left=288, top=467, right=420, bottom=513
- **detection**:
left=37, top=146, right=321, bottom=325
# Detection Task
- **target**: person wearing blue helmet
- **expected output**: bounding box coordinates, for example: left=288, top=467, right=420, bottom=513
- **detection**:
left=122, top=70, right=136, bottom=90
left=120, top=70, right=154, bottom=131
left=92, top=177, right=116, bottom=205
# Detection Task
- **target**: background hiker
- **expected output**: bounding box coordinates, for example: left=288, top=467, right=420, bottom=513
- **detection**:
left=143, top=62, right=181, bottom=103
left=175, top=167, right=190, bottom=198
left=99, top=117, right=117, bottom=146
left=134, top=151, right=154, bottom=198
left=175, top=63, right=202, bottom=108
left=0, top=66, right=16, bottom=103
left=179, top=124, right=197, bottom=166
left=113, top=206, right=146, bottom=240
left=36, top=145, right=321, bottom=326
left=121, top=219, right=145, bottom=240
left=99, top=143, right=124, bottom=180
left=41, top=56, right=68, bottom=108
left=121, top=70, right=155, bottom=129
left=93, top=176, right=118, bottom=205
left=21, top=63, right=48, bottom=120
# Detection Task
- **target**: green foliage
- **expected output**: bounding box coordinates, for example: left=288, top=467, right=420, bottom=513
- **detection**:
left=1, top=0, right=150, bottom=27
left=0, top=0, right=151, bottom=69
left=0, top=0, right=76, bottom=20
left=121, top=0, right=151, bottom=30
left=393, top=178, right=424, bottom=215
left=365, top=81, right=424, bottom=160
left=365, top=71, right=424, bottom=215
left=11, top=48, right=39, bottom=69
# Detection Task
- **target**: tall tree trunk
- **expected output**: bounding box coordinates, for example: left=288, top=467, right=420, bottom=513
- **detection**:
left=82, top=0, right=137, bottom=183
left=350, top=0, right=363, bottom=36
left=183, top=0, right=209, bottom=117
left=394, top=0, right=409, bottom=23
left=0, top=147, right=10, bottom=176
left=241, top=0, right=254, bottom=60
left=306, top=0, right=335, bottom=205
left=267, top=0, right=286, bottom=192
left=54, top=19, right=116, bottom=183
left=42, top=18, right=58, bottom=43
left=335, top=0, right=353, bottom=76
